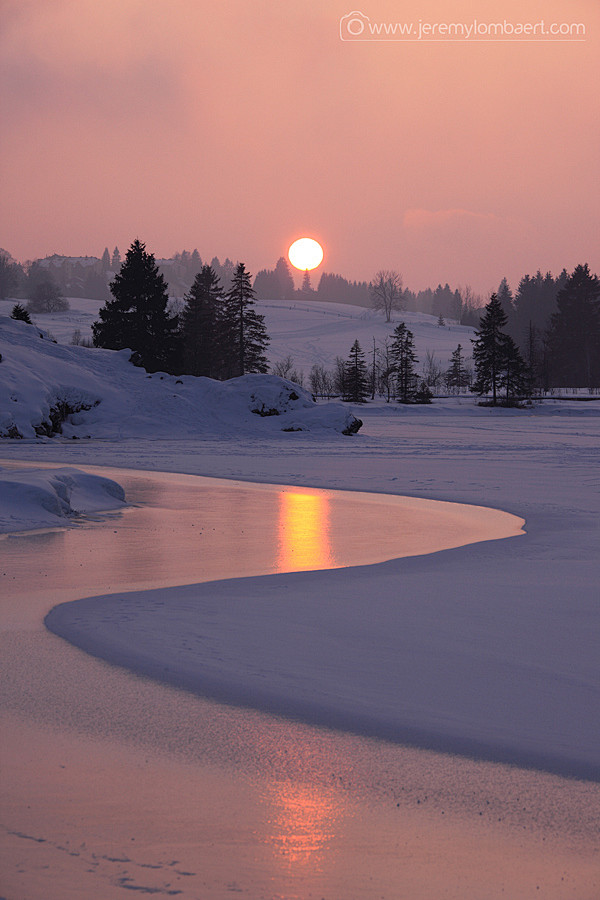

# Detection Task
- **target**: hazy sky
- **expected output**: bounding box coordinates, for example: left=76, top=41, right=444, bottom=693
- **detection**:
left=1, top=0, right=598, bottom=293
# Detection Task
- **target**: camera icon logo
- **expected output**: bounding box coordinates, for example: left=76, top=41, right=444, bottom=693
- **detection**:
left=339, top=11, right=370, bottom=40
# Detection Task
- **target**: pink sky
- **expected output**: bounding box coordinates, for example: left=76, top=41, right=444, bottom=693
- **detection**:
left=1, top=0, right=598, bottom=294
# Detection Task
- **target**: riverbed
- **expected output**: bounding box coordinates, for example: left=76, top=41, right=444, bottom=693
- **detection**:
left=1, top=463, right=598, bottom=899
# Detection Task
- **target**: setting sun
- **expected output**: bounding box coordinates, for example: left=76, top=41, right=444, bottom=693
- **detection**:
left=288, top=237, right=324, bottom=271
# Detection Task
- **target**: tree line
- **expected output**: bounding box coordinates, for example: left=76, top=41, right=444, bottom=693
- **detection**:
left=91, top=240, right=269, bottom=377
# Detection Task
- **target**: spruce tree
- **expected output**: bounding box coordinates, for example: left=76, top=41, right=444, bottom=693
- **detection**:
left=471, top=293, right=528, bottom=404
left=446, top=344, right=469, bottom=393
left=501, top=336, right=530, bottom=401
left=222, top=263, right=269, bottom=377
left=343, top=339, right=369, bottom=402
left=179, top=264, right=224, bottom=377
left=10, top=302, right=32, bottom=323
left=390, top=322, right=418, bottom=402
left=547, top=264, right=600, bottom=388
left=92, top=239, right=178, bottom=373
left=471, top=294, right=509, bottom=404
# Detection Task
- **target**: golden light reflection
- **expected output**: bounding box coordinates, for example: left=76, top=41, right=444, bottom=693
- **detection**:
left=265, top=781, right=341, bottom=867
left=276, top=491, right=335, bottom=573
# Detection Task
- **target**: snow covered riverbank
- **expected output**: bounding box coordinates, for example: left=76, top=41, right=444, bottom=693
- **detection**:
left=3, top=398, right=598, bottom=780
left=2, top=400, right=599, bottom=899
left=0, top=466, right=126, bottom=534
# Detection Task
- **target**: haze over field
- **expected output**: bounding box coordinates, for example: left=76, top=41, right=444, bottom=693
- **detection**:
left=1, top=0, right=598, bottom=293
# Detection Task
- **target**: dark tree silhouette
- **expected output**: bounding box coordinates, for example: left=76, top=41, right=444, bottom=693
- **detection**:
left=92, top=239, right=178, bottom=373
left=0, top=254, right=20, bottom=299
left=223, top=263, right=269, bottom=377
left=11, top=302, right=32, bottom=323
left=27, top=280, right=69, bottom=313
left=343, top=339, right=369, bottom=402
left=471, top=294, right=509, bottom=404
left=179, top=264, right=225, bottom=377
left=390, top=322, right=418, bottom=402
left=471, top=293, right=528, bottom=404
left=547, top=264, right=600, bottom=388
left=370, top=270, right=404, bottom=322
left=446, top=344, right=470, bottom=392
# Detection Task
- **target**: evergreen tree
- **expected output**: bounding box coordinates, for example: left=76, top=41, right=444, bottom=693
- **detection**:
left=343, top=339, right=369, bottom=402
left=179, top=264, right=224, bottom=377
left=111, top=246, right=121, bottom=271
left=497, top=277, right=514, bottom=320
left=0, top=253, right=19, bottom=299
left=390, top=322, right=418, bottom=402
left=222, top=263, right=269, bottom=377
left=101, top=247, right=111, bottom=270
left=501, top=336, right=530, bottom=401
left=547, top=264, right=600, bottom=388
left=446, top=344, right=470, bottom=393
left=10, top=302, right=32, bottom=323
left=92, top=239, right=178, bottom=373
left=301, top=269, right=313, bottom=294
left=471, top=293, right=527, bottom=404
left=274, top=257, right=296, bottom=300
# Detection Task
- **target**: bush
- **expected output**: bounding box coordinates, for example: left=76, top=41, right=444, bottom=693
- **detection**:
left=27, top=280, right=70, bottom=313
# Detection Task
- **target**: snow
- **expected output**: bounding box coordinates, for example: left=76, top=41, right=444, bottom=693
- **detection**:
left=2, top=298, right=599, bottom=782
left=0, top=315, right=359, bottom=440
left=0, top=466, right=126, bottom=534
left=0, top=295, right=475, bottom=374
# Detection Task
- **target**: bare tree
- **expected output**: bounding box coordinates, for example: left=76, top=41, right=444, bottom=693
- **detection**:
left=422, top=350, right=445, bottom=392
left=370, top=270, right=404, bottom=322
left=377, top=337, right=395, bottom=402
left=27, top=280, right=69, bottom=313
left=272, top=355, right=294, bottom=378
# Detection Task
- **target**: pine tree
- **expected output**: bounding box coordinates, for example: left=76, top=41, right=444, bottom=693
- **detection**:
left=446, top=344, right=470, bottom=393
left=222, top=263, right=269, bottom=377
left=179, top=264, right=224, bottom=377
left=274, top=257, right=295, bottom=300
left=301, top=270, right=313, bottom=294
left=111, top=246, right=121, bottom=271
left=10, top=302, right=32, bottom=323
left=101, top=248, right=111, bottom=270
left=471, top=294, right=509, bottom=404
left=92, top=239, right=178, bottom=373
left=497, top=277, right=514, bottom=320
left=343, top=339, right=369, bottom=402
left=547, top=264, right=600, bottom=388
left=471, top=293, right=527, bottom=404
left=390, top=322, right=418, bottom=402
left=501, top=336, right=530, bottom=401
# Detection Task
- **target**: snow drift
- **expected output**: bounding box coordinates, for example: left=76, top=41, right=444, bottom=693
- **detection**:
left=0, top=466, right=126, bottom=533
left=0, top=316, right=361, bottom=439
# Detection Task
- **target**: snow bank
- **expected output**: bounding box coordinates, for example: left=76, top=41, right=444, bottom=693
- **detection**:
left=0, top=466, right=126, bottom=533
left=0, top=316, right=360, bottom=439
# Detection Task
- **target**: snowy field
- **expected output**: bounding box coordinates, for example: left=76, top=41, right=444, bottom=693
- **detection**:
left=0, top=294, right=474, bottom=378
left=1, top=298, right=599, bottom=897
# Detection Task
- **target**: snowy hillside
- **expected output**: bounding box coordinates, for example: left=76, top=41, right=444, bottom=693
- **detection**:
left=0, top=316, right=360, bottom=439
left=0, top=296, right=476, bottom=378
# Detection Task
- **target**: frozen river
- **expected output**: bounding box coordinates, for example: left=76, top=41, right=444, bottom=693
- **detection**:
left=1, top=464, right=598, bottom=899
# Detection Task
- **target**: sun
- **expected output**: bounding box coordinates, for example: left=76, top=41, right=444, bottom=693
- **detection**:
left=288, top=237, right=324, bottom=271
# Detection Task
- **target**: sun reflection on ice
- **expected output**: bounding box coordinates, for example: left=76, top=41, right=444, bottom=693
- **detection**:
left=276, top=490, right=336, bottom=573
left=264, top=781, right=342, bottom=867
